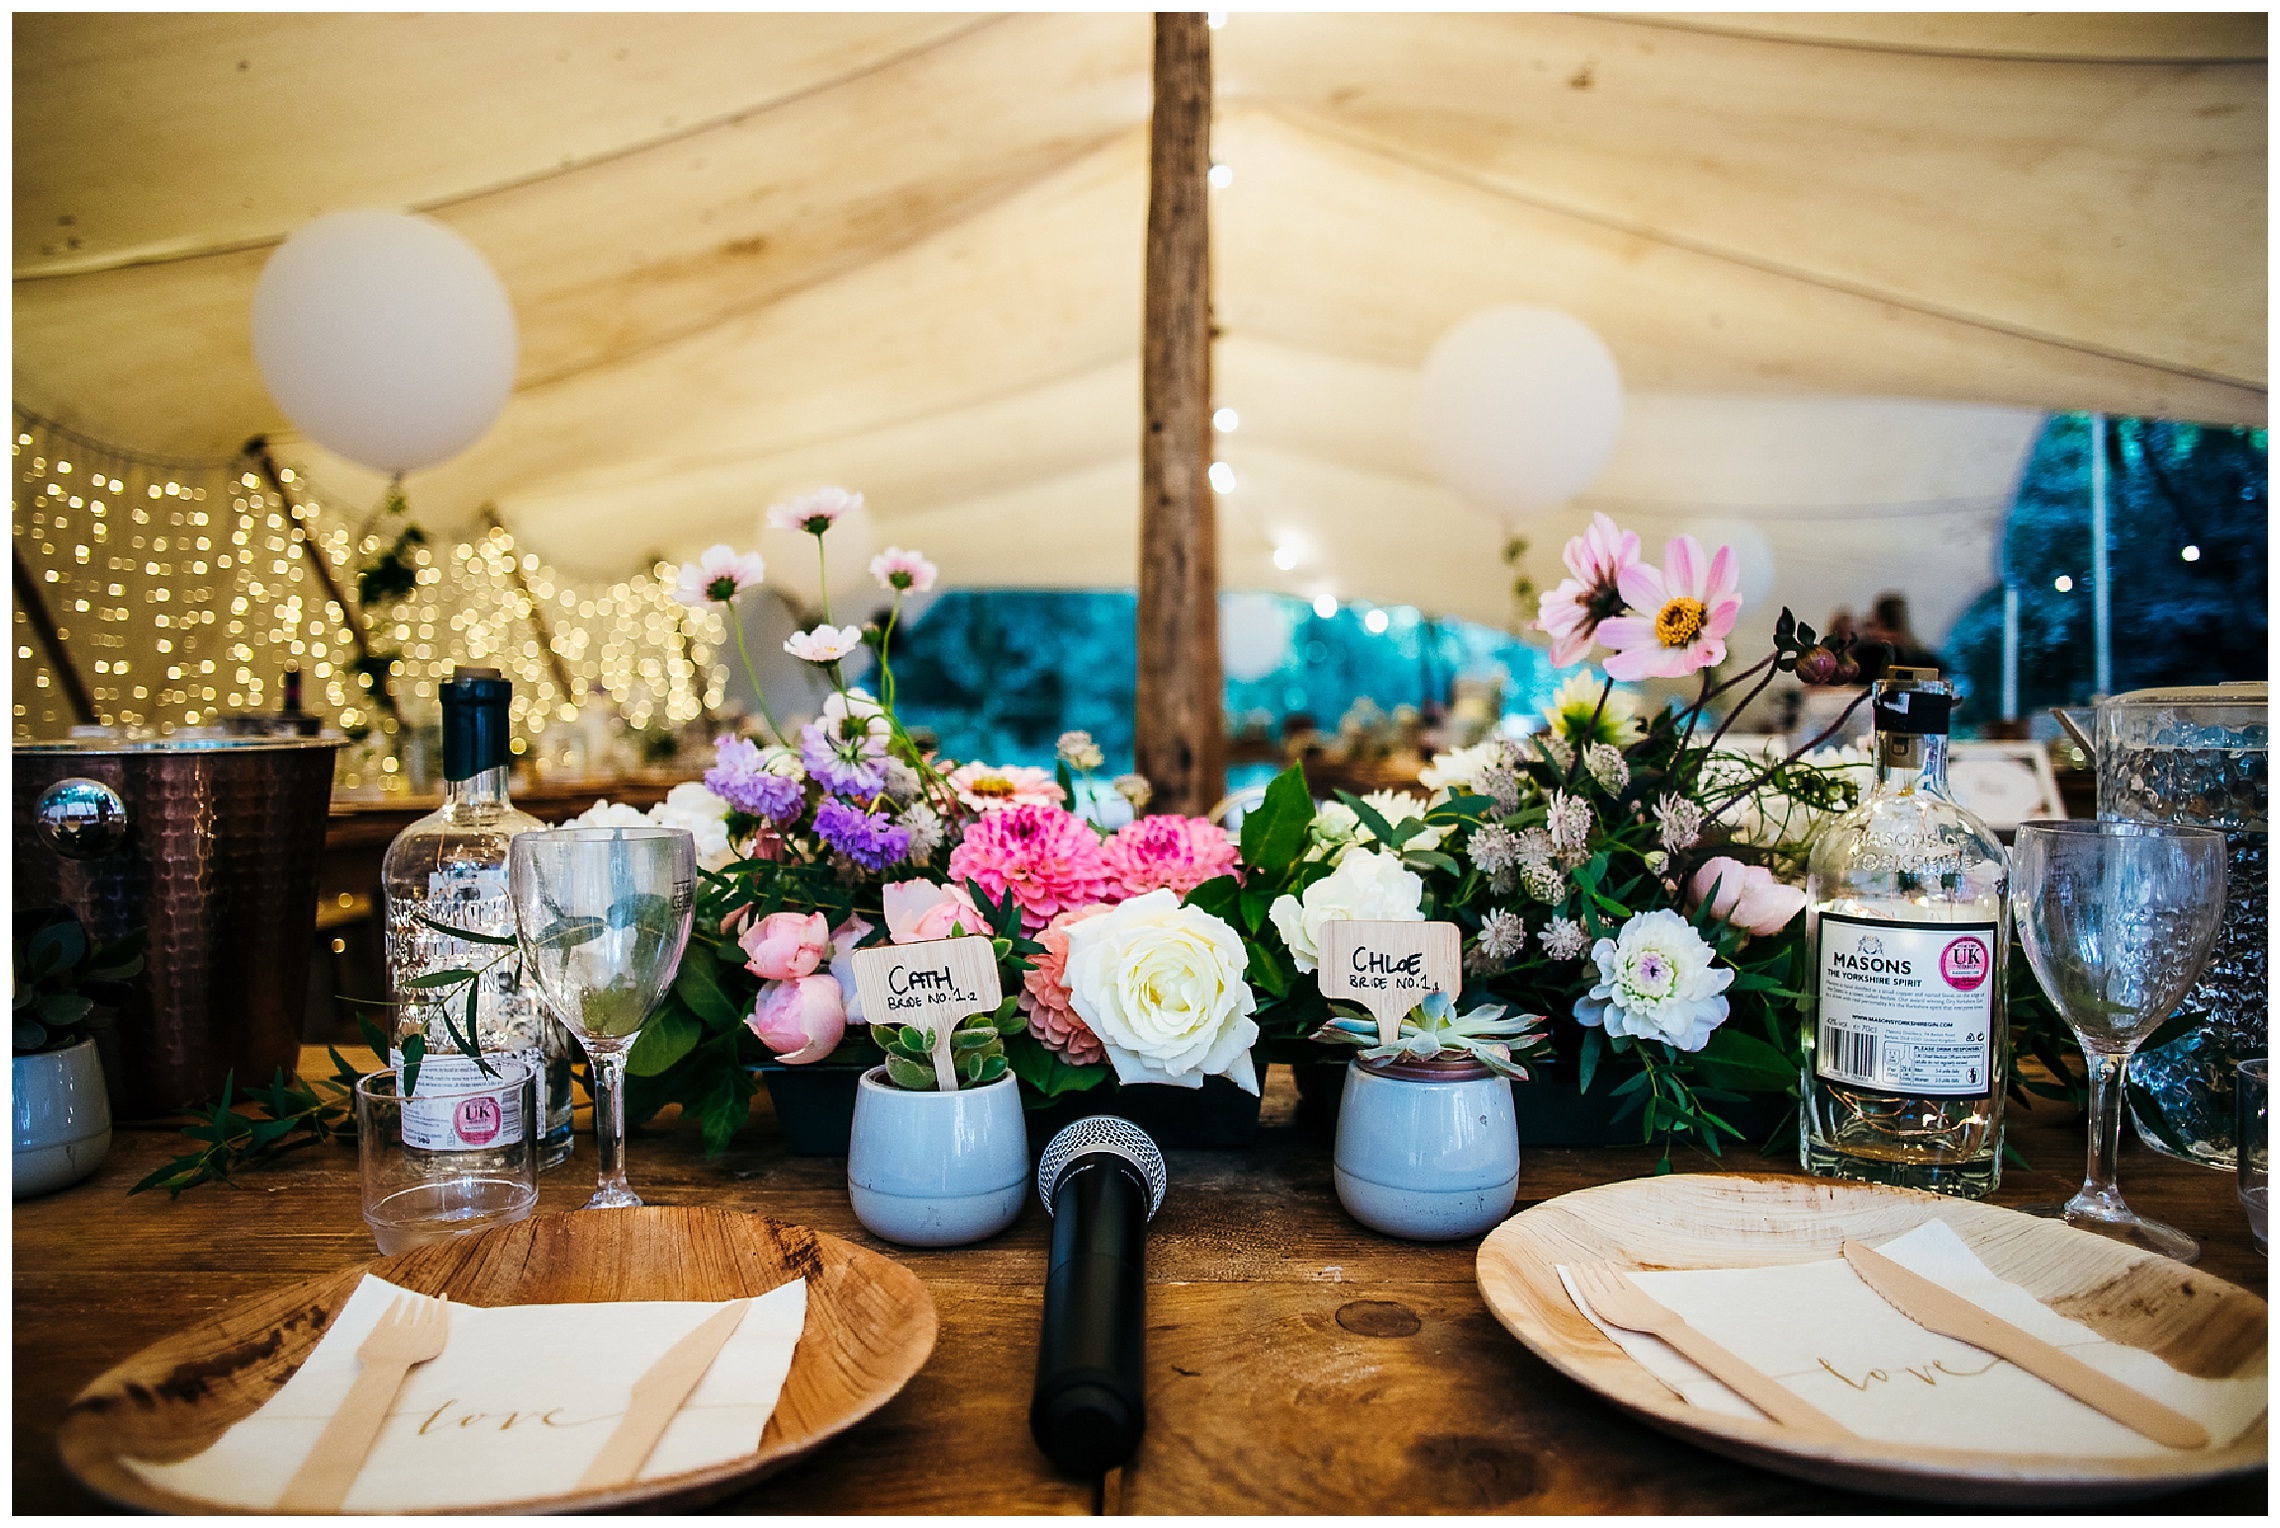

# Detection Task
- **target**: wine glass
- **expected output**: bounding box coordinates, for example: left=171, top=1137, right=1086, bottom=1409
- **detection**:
left=2011, top=819, right=2227, bottom=1262
left=508, top=826, right=694, bottom=1209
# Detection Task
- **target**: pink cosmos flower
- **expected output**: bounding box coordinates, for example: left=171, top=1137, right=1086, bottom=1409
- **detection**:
left=1689, top=856, right=1808, bottom=937
left=747, top=975, right=846, bottom=1065
left=784, top=624, right=866, bottom=664
left=945, top=761, right=1067, bottom=814
left=1598, top=535, right=1743, bottom=682
left=739, top=909, right=831, bottom=981
left=673, top=544, right=768, bottom=608
left=1103, top=815, right=1239, bottom=898
left=882, top=879, right=986, bottom=944
left=1020, top=903, right=1112, bottom=1066
left=871, top=547, right=938, bottom=594
left=766, top=486, right=863, bottom=536
left=947, top=802, right=1115, bottom=933
left=1533, top=513, right=1641, bottom=668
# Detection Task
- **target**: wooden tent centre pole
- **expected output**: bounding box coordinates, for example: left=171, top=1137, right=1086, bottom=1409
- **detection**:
left=1134, top=11, right=1223, bottom=818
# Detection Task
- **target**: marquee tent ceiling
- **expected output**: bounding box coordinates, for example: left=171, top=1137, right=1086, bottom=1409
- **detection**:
left=13, top=11, right=2265, bottom=651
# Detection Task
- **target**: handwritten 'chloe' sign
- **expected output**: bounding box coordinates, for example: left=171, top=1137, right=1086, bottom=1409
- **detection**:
left=849, top=935, right=1002, bottom=1035
left=1320, top=920, right=1461, bottom=1044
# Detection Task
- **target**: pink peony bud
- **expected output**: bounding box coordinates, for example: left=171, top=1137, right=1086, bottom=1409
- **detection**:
left=739, top=909, right=831, bottom=980
left=747, top=975, right=846, bottom=1064
left=881, top=879, right=985, bottom=944
left=1689, top=856, right=1809, bottom=937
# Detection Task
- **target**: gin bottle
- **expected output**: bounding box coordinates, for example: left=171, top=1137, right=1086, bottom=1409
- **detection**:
left=382, top=666, right=574, bottom=1168
left=1802, top=668, right=2009, bottom=1196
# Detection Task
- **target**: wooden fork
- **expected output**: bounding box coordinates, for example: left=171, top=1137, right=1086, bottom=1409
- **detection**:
left=1568, top=1262, right=1853, bottom=1439
left=278, top=1294, right=453, bottom=1512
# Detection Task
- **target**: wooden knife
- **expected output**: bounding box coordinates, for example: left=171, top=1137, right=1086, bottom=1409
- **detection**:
left=1838, top=1240, right=2208, bottom=1450
left=576, top=1299, right=752, bottom=1489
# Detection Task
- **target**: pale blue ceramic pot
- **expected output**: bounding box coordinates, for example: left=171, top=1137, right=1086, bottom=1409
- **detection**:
left=13, top=1039, right=113, bottom=1200
left=1333, top=1057, right=1518, bottom=1241
left=847, top=1066, right=1028, bottom=1247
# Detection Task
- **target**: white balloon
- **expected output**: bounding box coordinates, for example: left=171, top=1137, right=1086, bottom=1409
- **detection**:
left=1683, top=518, right=1777, bottom=611
left=1220, top=590, right=1293, bottom=682
left=1414, top=306, right=1624, bottom=515
left=251, top=210, right=518, bottom=473
left=758, top=497, right=877, bottom=612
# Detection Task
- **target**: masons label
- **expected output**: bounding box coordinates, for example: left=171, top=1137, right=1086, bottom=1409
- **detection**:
left=1815, top=913, right=1998, bottom=1098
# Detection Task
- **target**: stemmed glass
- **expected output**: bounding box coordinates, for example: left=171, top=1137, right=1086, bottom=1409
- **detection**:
left=2010, top=819, right=2227, bottom=1262
left=509, top=826, right=694, bottom=1209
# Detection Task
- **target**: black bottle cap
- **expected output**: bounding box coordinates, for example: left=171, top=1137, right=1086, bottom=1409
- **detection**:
left=1874, top=669, right=1952, bottom=736
left=441, top=666, right=512, bottom=779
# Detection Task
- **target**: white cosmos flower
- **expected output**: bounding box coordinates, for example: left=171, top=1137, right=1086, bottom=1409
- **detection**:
left=1571, top=909, right=1733, bottom=1052
left=765, top=486, right=863, bottom=535
left=1267, top=848, right=1424, bottom=974
left=784, top=624, right=866, bottom=663
left=672, top=545, right=767, bottom=607
left=1063, top=890, right=1259, bottom=1094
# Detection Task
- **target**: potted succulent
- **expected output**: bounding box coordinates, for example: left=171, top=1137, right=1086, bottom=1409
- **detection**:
left=13, top=907, right=143, bottom=1199
left=1313, top=992, right=1544, bottom=1241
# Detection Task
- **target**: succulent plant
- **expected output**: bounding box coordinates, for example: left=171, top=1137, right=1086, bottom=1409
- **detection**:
left=876, top=995, right=1026, bottom=1090
left=1309, top=991, right=1548, bottom=1081
left=13, top=906, right=143, bottom=1056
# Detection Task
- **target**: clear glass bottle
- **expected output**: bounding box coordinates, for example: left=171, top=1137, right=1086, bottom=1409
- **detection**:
left=1802, top=668, right=2009, bottom=1197
left=382, top=666, right=575, bottom=1168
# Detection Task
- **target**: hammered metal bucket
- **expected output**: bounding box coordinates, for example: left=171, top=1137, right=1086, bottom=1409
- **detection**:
left=13, top=738, right=339, bottom=1119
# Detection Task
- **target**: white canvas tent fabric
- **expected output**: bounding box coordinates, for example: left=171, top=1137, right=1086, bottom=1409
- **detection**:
left=13, top=12, right=2265, bottom=651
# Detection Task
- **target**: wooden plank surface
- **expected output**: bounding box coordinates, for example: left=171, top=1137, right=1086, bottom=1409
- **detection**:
left=12, top=1049, right=2265, bottom=1514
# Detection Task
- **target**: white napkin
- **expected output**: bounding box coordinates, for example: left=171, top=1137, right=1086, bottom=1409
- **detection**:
left=1559, top=1220, right=2265, bottom=1456
left=126, top=1273, right=808, bottom=1511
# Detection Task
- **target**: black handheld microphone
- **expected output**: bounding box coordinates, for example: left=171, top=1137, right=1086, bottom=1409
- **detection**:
left=1029, top=1117, right=1167, bottom=1475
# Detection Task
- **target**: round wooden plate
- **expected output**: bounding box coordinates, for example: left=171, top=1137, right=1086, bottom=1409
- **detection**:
left=1476, top=1174, right=2268, bottom=1505
left=56, top=1207, right=938, bottom=1514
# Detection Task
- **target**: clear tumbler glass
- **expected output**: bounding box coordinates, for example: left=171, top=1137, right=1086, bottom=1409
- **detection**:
left=357, top=1056, right=540, bottom=1254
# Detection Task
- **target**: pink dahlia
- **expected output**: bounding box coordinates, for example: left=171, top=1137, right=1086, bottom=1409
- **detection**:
left=946, top=802, right=1114, bottom=933
left=945, top=761, right=1066, bottom=814
left=1599, top=534, right=1742, bottom=682
left=1020, top=903, right=1112, bottom=1065
left=1533, top=513, right=1641, bottom=668
left=1103, top=814, right=1239, bottom=898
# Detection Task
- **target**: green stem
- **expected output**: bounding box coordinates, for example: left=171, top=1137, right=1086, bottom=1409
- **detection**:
left=815, top=535, right=832, bottom=627
left=879, top=596, right=902, bottom=713
left=725, top=599, right=786, bottom=743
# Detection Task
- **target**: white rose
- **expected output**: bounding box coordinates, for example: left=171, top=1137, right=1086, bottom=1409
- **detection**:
left=1063, top=889, right=1260, bottom=1095
left=647, top=782, right=735, bottom=871
left=1266, top=849, right=1425, bottom=974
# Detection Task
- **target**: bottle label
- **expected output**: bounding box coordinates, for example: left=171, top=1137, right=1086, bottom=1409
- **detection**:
left=1814, top=913, right=1998, bottom=1097
left=390, top=1047, right=537, bottom=1152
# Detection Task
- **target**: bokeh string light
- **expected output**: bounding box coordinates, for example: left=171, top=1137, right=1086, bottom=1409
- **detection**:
left=12, top=408, right=725, bottom=744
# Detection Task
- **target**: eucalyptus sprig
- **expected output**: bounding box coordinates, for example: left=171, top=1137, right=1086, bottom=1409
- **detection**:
left=127, top=1025, right=377, bottom=1198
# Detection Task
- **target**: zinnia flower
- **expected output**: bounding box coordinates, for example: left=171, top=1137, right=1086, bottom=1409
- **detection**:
left=1689, top=856, right=1808, bottom=937
left=1598, top=535, right=1743, bottom=682
left=784, top=624, right=866, bottom=664
left=870, top=546, right=937, bottom=593
left=1063, top=890, right=1259, bottom=1094
left=947, top=802, right=1115, bottom=933
left=1533, top=513, right=1641, bottom=667
left=766, top=486, right=862, bottom=536
left=1021, top=903, right=1113, bottom=1066
left=1572, top=909, right=1734, bottom=1052
left=1103, top=814, right=1239, bottom=897
left=813, top=797, right=912, bottom=872
left=673, top=544, right=767, bottom=607
left=946, top=761, right=1066, bottom=814
left=705, top=737, right=805, bottom=822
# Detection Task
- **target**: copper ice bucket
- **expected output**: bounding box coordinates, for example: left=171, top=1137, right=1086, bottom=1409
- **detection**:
left=13, top=737, right=339, bottom=1119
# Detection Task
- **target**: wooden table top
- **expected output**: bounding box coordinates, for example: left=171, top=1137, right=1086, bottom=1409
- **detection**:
left=14, top=1050, right=2266, bottom=1514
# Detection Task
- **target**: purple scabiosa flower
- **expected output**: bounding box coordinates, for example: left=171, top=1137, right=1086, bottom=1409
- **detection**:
left=814, top=797, right=912, bottom=872
left=799, top=717, right=887, bottom=800
left=706, top=737, right=806, bottom=822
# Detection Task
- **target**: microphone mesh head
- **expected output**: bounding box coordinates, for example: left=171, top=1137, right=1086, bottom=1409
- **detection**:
left=1036, top=1115, right=1167, bottom=1221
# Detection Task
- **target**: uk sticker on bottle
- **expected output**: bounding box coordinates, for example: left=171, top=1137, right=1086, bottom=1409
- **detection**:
left=1815, top=913, right=1998, bottom=1097
left=391, top=1049, right=531, bottom=1152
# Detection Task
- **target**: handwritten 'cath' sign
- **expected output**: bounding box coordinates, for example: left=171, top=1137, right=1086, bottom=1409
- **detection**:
left=1320, top=920, right=1461, bottom=1043
left=849, top=935, right=1002, bottom=1033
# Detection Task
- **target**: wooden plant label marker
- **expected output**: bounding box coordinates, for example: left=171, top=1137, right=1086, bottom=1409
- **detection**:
left=1320, top=920, right=1461, bottom=1045
left=850, top=935, right=1002, bottom=1091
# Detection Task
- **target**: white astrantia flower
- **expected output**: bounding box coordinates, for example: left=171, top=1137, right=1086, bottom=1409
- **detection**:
left=1469, top=908, right=1528, bottom=971
left=1546, top=790, right=1592, bottom=860
left=1063, top=890, right=1259, bottom=1094
left=1572, top=909, right=1734, bottom=1052
left=784, top=624, right=866, bottom=663
left=1468, top=822, right=1523, bottom=875
left=1267, top=849, right=1425, bottom=973
left=647, top=781, right=735, bottom=871
left=1520, top=860, right=1566, bottom=904
left=1655, top=793, right=1704, bottom=852
left=897, top=800, right=945, bottom=865
left=1584, top=742, right=1630, bottom=794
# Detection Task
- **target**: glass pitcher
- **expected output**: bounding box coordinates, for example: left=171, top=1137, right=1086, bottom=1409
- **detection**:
left=2088, top=683, right=2267, bottom=1168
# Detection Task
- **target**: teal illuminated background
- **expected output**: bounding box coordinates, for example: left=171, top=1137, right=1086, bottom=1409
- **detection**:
left=886, top=590, right=1558, bottom=774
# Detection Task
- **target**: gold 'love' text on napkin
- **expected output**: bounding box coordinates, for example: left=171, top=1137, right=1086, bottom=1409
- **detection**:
left=124, top=1274, right=808, bottom=1512
left=1559, top=1220, right=2264, bottom=1458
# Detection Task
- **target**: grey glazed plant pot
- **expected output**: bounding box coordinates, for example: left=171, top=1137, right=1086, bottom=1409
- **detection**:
left=846, top=1067, right=1028, bottom=1247
left=13, top=1039, right=113, bottom=1199
left=1332, top=1056, right=1518, bottom=1241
